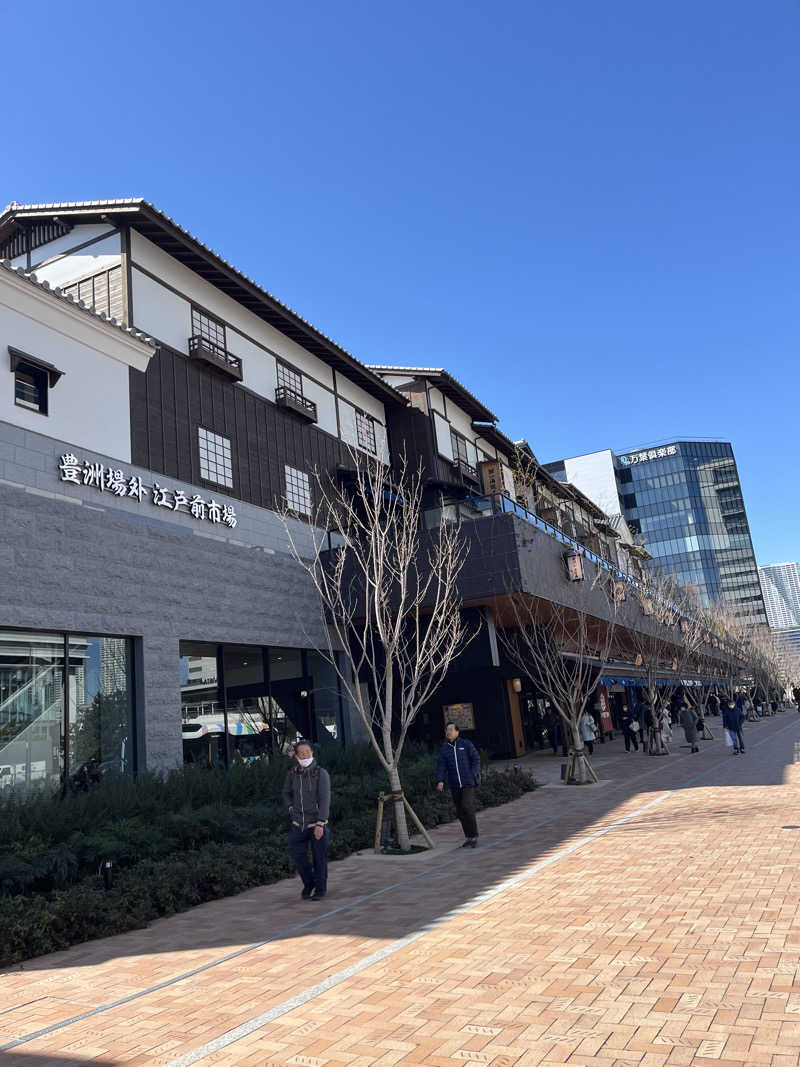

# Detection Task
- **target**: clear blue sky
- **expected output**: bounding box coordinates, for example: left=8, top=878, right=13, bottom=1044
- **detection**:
left=4, top=1, right=797, bottom=564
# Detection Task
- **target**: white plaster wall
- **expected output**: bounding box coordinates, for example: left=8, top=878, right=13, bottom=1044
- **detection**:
left=337, top=399, right=389, bottom=462
left=130, top=231, right=336, bottom=389
left=445, top=401, right=476, bottom=441
left=428, top=386, right=446, bottom=415
left=338, top=400, right=357, bottom=451
left=433, top=411, right=454, bottom=460
left=475, top=436, right=498, bottom=460
left=563, top=450, right=622, bottom=518
left=303, top=377, right=338, bottom=437
left=34, top=233, right=122, bottom=289
left=10, top=224, right=116, bottom=272
left=334, top=371, right=385, bottom=423
left=0, top=301, right=132, bottom=462
left=228, top=327, right=277, bottom=395
left=131, top=268, right=191, bottom=354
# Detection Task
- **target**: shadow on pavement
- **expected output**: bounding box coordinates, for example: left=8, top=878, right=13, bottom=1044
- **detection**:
left=5, top=713, right=797, bottom=981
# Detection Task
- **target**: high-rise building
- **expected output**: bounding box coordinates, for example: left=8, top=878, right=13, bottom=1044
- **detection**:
left=545, top=441, right=767, bottom=624
left=759, top=562, right=800, bottom=629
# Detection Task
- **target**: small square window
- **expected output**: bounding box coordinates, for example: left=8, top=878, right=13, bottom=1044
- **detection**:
left=277, top=361, right=303, bottom=396
left=285, top=465, right=312, bottom=515
left=14, top=361, right=48, bottom=415
left=355, top=410, right=377, bottom=454
left=198, top=427, right=233, bottom=488
left=191, top=306, right=226, bottom=352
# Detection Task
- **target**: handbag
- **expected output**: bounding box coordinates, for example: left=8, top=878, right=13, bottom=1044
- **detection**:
left=630, top=720, right=640, bottom=733
left=724, top=729, right=734, bottom=748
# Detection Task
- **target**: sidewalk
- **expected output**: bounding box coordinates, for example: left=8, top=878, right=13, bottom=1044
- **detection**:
left=1, top=711, right=799, bottom=1066
left=491, top=717, right=721, bottom=785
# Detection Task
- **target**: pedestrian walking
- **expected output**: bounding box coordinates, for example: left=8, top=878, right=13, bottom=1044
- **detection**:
left=722, top=699, right=745, bottom=754
left=282, top=740, right=330, bottom=901
left=545, top=708, right=568, bottom=756
left=679, top=698, right=699, bottom=753
left=659, top=703, right=672, bottom=748
left=579, top=708, right=596, bottom=756
left=436, top=721, right=481, bottom=848
left=621, top=706, right=640, bottom=752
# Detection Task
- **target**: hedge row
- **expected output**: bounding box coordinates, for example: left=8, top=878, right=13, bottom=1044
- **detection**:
left=0, top=745, right=535, bottom=966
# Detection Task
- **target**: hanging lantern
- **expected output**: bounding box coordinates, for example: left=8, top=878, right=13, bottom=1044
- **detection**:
left=634, top=653, right=643, bottom=667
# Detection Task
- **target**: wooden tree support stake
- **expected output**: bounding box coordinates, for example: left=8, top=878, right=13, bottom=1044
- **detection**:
left=374, top=791, right=435, bottom=852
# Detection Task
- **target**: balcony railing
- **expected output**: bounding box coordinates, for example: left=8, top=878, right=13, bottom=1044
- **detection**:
left=275, top=385, right=318, bottom=423
left=452, top=457, right=479, bottom=482
left=188, top=335, right=243, bottom=381
left=424, top=490, right=644, bottom=588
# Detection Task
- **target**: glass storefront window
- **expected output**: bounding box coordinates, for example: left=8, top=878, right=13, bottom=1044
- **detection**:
left=68, top=636, right=134, bottom=787
left=179, top=642, right=342, bottom=766
left=308, top=651, right=341, bottom=744
left=0, top=631, right=64, bottom=792
left=268, top=647, right=310, bottom=750
left=0, top=630, right=135, bottom=793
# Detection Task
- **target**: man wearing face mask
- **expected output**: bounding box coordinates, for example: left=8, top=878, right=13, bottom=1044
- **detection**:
left=282, top=740, right=331, bottom=900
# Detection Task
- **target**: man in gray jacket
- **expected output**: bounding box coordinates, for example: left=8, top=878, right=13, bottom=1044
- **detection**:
left=282, top=740, right=331, bottom=900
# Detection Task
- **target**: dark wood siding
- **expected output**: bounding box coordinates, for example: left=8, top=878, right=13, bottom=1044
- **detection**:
left=129, top=345, right=352, bottom=510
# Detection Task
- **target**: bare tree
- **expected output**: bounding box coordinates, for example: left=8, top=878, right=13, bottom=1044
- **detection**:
left=498, top=567, right=619, bottom=784
left=625, top=573, right=687, bottom=753
left=280, top=449, right=473, bottom=852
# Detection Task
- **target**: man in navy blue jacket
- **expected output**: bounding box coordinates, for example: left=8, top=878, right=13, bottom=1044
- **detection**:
left=436, top=722, right=481, bottom=847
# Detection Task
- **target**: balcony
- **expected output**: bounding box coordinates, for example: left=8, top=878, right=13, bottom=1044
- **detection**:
left=188, top=336, right=242, bottom=382
left=424, top=491, right=637, bottom=586
left=452, top=457, right=479, bottom=483
left=275, top=386, right=318, bottom=423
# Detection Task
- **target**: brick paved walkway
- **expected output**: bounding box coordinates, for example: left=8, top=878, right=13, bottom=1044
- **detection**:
left=2, top=712, right=800, bottom=1067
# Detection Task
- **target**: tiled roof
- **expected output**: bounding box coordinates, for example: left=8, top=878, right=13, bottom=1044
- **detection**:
left=367, top=365, right=497, bottom=423
left=0, top=200, right=404, bottom=405
left=0, top=256, right=155, bottom=349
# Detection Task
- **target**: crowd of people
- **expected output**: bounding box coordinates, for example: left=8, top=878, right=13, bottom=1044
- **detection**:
left=542, top=687, right=785, bottom=761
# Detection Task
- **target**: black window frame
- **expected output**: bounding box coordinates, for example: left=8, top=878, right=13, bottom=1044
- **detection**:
left=14, top=358, right=49, bottom=415
left=191, top=305, right=227, bottom=353
left=276, top=359, right=304, bottom=397
left=355, top=409, right=377, bottom=454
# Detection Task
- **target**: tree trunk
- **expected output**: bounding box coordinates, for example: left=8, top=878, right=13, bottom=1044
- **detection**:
left=564, top=717, right=598, bottom=785
left=387, top=763, right=412, bottom=851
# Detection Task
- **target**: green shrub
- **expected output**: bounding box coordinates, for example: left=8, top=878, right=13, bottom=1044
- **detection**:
left=0, top=745, right=535, bottom=967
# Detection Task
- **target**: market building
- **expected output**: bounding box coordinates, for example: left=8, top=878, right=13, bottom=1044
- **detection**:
left=368, top=367, right=724, bottom=757
left=0, top=199, right=406, bottom=790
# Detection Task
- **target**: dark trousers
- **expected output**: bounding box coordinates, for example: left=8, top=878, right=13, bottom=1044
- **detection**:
left=732, top=727, right=745, bottom=752
left=451, top=786, right=478, bottom=839
left=623, top=728, right=639, bottom=752
left=585, top=740, right=594, bottom=755
left=288, top=825, right=328, bottom=892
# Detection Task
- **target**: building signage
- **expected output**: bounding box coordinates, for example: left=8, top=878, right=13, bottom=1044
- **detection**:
left=443, top=702, right=475, bottom=730
left=619, top=445, right=677, bottom=466
left=58, top=454, right=238, bottom=528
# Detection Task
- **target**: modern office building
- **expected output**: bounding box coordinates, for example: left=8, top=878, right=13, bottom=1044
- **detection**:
left=759, top=562, right=800, bottom=629
left=545, top=441, right=768, bottom=625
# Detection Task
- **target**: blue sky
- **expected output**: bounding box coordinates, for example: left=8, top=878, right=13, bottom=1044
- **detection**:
left=4, top=1, right=797, bottom=564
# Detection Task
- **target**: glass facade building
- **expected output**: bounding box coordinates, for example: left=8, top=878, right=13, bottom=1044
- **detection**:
left=758, top=562, right=800, bottom=629
left=546, top=441, right=768, bottom=625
